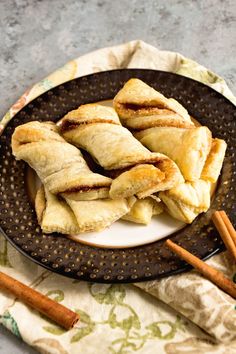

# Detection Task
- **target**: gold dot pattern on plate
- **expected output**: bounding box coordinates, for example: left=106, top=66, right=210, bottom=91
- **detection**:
left=0, top=69, right=235, bottom=283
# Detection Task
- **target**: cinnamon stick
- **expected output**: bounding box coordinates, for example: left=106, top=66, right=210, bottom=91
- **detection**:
left=0, top=271, right=79, bottom=329
left=212, top=211, right=236, bottom=261
left=165, top=239, right=236, bottom=299
left=219, top=210, right=236, bottom=248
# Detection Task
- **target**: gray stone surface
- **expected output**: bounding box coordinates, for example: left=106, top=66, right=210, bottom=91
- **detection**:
left=0, top=0, right=235, bottom=353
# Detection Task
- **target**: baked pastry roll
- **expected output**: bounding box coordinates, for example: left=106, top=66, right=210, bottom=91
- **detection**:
left=109, top=160, right=183, bottom=199
left=113, top=78, right=226, bottom=183
left=66, top=197, right=135, bottom=233
left=113, top=78, right=194, bottom=129
left=35, top=186, right=80, bottom=234
left=159, top=180, right=211, bottom=223
left=12, top=121, right=111, bottom=200
left=201, top=138, right=227, bottom=183
left=135, top=126, right=212, bottom=181
left=122, top=197, right=163, bottom=225
left=35, top=186, right=135, bottom=234
left=60, top=104, right=184, bottom=199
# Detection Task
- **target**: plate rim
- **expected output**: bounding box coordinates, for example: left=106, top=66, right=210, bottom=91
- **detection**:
left=2, top=68, right=236, bottom=120
left=0, top=225, right=223, bottom=283
left=0, top=68, right=234, bottom=283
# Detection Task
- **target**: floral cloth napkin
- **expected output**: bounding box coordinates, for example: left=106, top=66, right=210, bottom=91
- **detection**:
left=0, top=40, right=235, bottom=354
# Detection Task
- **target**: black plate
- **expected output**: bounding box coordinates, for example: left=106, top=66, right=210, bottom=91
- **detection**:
left=0, top=69, right=235, bottom=283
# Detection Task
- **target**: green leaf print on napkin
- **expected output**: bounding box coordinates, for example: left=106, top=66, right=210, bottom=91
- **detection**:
left=43, top=325, right=66, bottom=336
left=108, top=304, right=141, bottom=331
left=176, top=58, right=223, bottom=85
left=89, top=283, right=125, bottom=305
left=109, top=314, right=184, bottom=353
left=0, top=239, right=12, bottom=267
left=67, top=283, right=185, bottom=353
left=0, top=310, right=21, bottom=338
left=71, top=310, right=95, bottom=343
left=146, top=316, right=185, bottom=340
left=38, top=78, right=54, bottom=90
left=46, top=290, right=64, bottom=303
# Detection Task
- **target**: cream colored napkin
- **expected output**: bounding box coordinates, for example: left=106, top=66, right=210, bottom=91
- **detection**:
left=0, top=40, right=235, bottom=354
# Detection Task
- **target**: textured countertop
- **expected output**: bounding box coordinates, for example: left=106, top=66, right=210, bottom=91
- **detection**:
left=0, top=0, right=235, bottom=353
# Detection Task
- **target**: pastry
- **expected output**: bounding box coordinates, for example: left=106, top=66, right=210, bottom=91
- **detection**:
left=60, top=104, right=184, bottom=199
left=113, top=78, right=194, bottom=129
left=35, top=186, right=80, bottom=234
left=66, top=196, right=135, bottom=233
left=109, top=160, right=183, bottom=199
left=12, top=121, right=111, bottom=200
left=122, top=197, right=163, bottom=224
left=114, top=78, right=226, bottom=183
left=35, top=186, right=135, bottom=234
left=135, top=126, right=212, bottom=181
left=201, top=138, right=227, bottom=183
left=159, top=180, right=211, bottom=223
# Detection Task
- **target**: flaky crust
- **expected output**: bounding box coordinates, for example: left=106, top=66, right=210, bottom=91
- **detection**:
left=61, top=104, right=121, bottom=126
left=35, top=186, right=80, bottom=234
left=109, top=164, right=165, bottom=199
left=136, top=126, right=212, bottom=181
left=122, top=197, right=163, bottom=224
left=35, top=185, right=46, bottom=224
left=12, top=121, right=111, bottom=200
left=159, top=180, right=211, bottom=223
left=35, top=186, right=136, bottom=234
left=66, top=196, right=136, bottom=233
left=201, top=138, right=227, bottom=183
left=114, top=78, right=226, bottom=185
left=109, top=158, right=184, bottom=200
left=60, top=104, right=184, bottom=199
left=113, top=78, right=193, bottom=127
